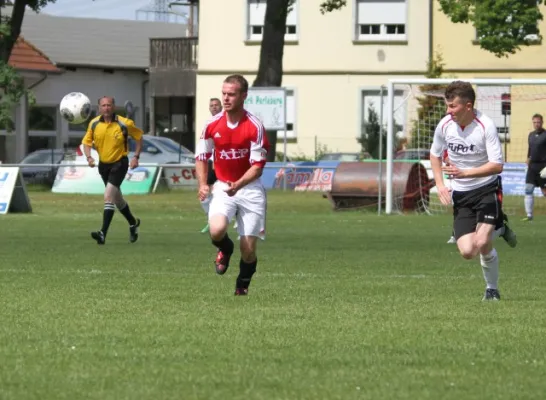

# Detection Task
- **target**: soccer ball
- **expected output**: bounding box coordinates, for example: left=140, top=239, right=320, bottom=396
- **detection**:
left=540, top=166, right=546, bottom=179
left=59, top=92, right=91, bottom=125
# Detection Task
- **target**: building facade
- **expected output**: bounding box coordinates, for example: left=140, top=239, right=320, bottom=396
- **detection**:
left=0, top=10, right=187, bottom=163
left=432, top=3, right=546, bottom=162
left=195, top=0, right=432, bottom=158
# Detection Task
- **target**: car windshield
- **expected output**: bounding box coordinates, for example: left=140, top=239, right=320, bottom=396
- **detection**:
left=149, top=136, right=193, bottom=155
left=21, top=151, right=63, bottom=164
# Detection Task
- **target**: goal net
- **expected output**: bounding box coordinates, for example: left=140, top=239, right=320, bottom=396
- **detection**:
left=385, top=78, right=546, bottom=216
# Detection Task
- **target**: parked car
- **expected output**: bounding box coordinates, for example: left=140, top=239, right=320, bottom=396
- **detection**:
left=76, top=135, right=195, bottom=166
left=394, top=148, right=430, bottom=161
left=318, top=152, right=372, bottom=162
left=20, top=148, right=76, bottom=186
left=130, top=135, right=195, bottom=164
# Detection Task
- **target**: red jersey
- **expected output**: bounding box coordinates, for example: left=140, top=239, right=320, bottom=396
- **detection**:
left=195, top=110, right=269, bottom=183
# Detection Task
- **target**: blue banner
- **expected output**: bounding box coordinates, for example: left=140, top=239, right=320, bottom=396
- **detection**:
left=261, top=161, right=341, bottom=191
left=501, top=162, right=542, bottom=196
left=261, top=161, right=535, bottom=195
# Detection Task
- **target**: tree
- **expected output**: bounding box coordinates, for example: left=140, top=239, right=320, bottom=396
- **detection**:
left=253, top=0, right=293, bottom=161
left=320, top=0, right=546, bottom=58
left=359, top=102, right=401, bottom=159
left=408, top=52, right=446, bottom=149
left=0, top=0, right=60, bottom=130
left=358, top=103, right=383, bottom=159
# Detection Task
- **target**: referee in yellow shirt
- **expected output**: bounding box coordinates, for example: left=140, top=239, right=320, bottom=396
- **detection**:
left=82, top=96, right=143, bottom=245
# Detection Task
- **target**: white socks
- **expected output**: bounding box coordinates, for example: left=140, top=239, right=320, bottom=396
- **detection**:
left=492, top=226, right=505, bottom=239
left=525, top=195, right=534, bottom=217
left=480, top=248, right=499, bottom=290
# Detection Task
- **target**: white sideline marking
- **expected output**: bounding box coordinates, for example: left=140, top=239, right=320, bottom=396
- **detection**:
left=0, top=269, right=319, bottom=278
left=390, top=274, right=428, bottom=279
left=0, top=269, right=430, bottom=280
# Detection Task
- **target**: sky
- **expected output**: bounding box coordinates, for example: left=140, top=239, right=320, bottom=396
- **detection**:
left=40, top=0, right=189, bottom=22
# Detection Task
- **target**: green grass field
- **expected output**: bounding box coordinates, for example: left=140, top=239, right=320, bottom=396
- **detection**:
left=1, top=191, right=545, bottom=400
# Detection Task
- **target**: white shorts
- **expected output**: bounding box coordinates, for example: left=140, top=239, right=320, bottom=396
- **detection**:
left=208, top=180, right=267, bottom=239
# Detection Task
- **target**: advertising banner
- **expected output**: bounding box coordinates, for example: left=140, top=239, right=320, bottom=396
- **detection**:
left=261, top=161, right=341, bottom=191
left=500, top=163, right=542, bottom=196
left=421, top=161, right=539, bottom=196
left=163, top=165, right=198, bottom=189
left=52, top=162, right=158, bottom=194
left=244, top=88, right=286, bottom=130
left=0, top=167, right=32, bottom=214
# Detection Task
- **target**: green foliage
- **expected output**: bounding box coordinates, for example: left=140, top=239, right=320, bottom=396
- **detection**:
left=319, top=0, right=347, bottom=14
left=20, top=0, right=57, bottom=11
left=408, top=52, right=446, bottom=149
left=321, top=0, right=546, bottom=57
left=0, top=0, right=60, bottom=132
left=438, top=0, right=545, bottom=57
left=314, top=142, right=332, bottom=160
left=0, top=61, right=27, bottom=131
left=358, top=103, right=383, bottom=159
left=359, top=104, right=401, bottom=159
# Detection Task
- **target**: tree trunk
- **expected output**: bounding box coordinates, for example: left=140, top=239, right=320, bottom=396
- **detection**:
left=252, top=0, right=290, bottom=162
left=0, top=0, right=27, bottom=63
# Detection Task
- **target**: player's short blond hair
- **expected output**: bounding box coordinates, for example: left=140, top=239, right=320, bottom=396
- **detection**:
left=224, top=74, right=248, bottom=93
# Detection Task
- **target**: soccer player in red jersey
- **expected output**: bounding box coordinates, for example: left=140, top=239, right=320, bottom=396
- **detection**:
left=195, top=74, right=270, bottom=296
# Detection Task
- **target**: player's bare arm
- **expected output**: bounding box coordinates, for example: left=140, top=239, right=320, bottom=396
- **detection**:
left=130, top=138, right=142, bottom=169
left=430, top=154, right=451, bottom=205
left=442, top=161, right=503, bottom=179
left=196, top=160, right=210, bottom=201
left=224, top=165, right=263, bottom=197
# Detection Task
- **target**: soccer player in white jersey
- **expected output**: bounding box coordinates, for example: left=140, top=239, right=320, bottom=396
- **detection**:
left=430, top=81, right=517, bottom=301
left=195, top=74, right=269, bottom=296
left=443, top=149, right=457, bottom=244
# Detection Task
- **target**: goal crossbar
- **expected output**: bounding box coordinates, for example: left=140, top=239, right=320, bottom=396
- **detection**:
left=385, top=78, right=546, bottom=214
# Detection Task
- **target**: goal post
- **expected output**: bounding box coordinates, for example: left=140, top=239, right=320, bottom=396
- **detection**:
left=385, top=78, right=546, bottom=215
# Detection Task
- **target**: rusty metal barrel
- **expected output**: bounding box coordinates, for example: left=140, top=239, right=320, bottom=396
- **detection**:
left=326, top=161, right=432, bottom=212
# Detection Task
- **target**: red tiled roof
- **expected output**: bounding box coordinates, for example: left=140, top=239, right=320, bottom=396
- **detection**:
left=8, top=36, right=60, bottom=73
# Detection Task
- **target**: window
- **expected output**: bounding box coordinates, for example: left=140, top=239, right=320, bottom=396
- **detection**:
left=361, top=89, right=405, bottom=137
left=356, top=0, right=407, bottom=41
left=277, top=89, right=296, bottom=139
left=29, top=106, right=56, bottom=131
left=21, top=150, right=63, bottom=164
left=475, top=85, right=511, bottom=143
left=247, top=0, right=298, bottom=41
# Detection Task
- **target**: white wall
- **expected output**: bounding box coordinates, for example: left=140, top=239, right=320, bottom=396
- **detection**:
left=1, top=68, right=149, bottom=162
left=196, top=74, right=425, bottom=158
left=33, top=67, right=148, bottom=136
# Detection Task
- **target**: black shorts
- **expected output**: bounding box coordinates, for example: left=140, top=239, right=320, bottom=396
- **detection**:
left=525, top=162, right=546, bottom=188
left=452, top=177, right=503, bottom=240
left=98, top=156, right=128, bottom=188
left=206, top=159, right=217, bottom=185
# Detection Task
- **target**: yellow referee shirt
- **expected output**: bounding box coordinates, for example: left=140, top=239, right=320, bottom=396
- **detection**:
left=82, top=114, right=143, bottom=164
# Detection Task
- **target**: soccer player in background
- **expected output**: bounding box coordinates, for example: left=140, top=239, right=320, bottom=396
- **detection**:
left=430, top=81, right=517, bottom=301
left=444, top=149, right=457, bottom=244
left=522, top=113, right=546, bottom=221
left=200, top=98, right=223, bottom=233
left=195, top=74, right=269, bottom=296
left=82, top=96, right=143, bottom=245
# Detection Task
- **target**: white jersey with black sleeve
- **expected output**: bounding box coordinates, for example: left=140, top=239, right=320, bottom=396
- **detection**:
left=430, top=110, right=504, bottom=192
